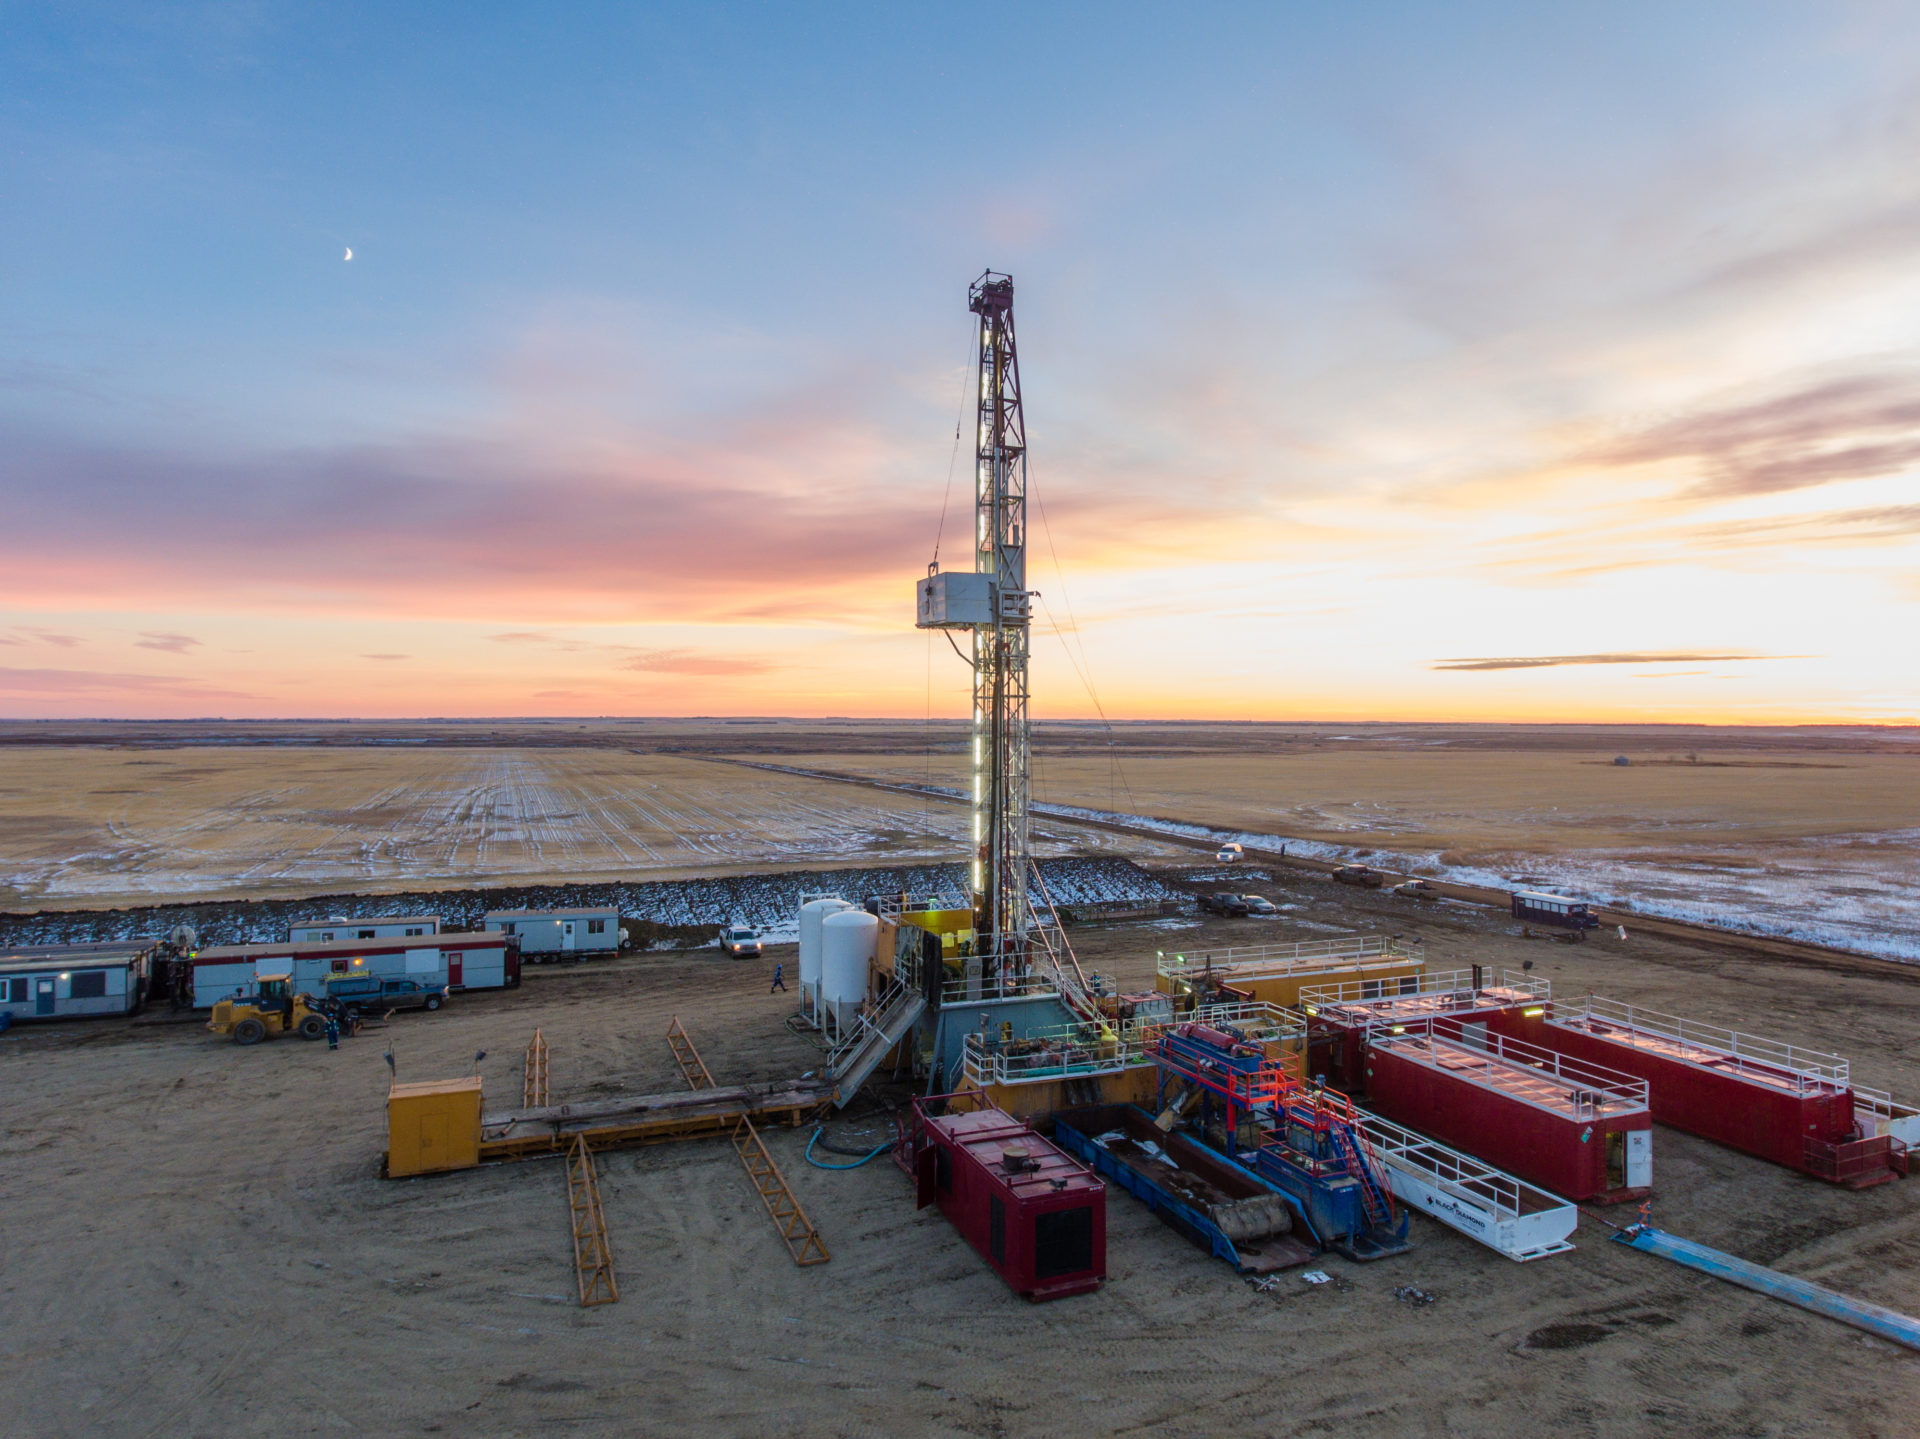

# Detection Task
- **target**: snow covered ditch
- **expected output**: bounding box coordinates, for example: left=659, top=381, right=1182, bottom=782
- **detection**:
left=0, top=857, right=1183, bottom=951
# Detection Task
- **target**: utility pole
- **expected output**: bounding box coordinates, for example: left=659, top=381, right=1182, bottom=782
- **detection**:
left=917, top=270, right=1032, bottom=984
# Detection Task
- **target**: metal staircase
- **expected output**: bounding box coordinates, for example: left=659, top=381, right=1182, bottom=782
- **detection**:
left=826, top=980, right=927, bottom=1108
left=1328, top=1114, right=1395, bottom=1233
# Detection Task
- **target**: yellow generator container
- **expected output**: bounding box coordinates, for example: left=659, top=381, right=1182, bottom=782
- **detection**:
left=387, top=1076, right=483, bottom=1177
left=1228, top=959, right=1424, bottom=1009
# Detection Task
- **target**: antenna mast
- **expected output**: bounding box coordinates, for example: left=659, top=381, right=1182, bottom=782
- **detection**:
left=918, top=270, right=1033, bottom=983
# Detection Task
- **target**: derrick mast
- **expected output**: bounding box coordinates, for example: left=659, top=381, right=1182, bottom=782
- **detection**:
left=917, top=270, right=1033, bottom=980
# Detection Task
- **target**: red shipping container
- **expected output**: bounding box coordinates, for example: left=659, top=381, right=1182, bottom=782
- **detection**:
left=1364, top=1017, right=1651, bottom=1203
left=900, top=1095, right=1105, bottom=1301
left=1487, top=996, right=1866, bottom=1181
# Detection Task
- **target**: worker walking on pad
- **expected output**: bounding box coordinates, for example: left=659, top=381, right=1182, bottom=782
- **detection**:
left=770, top=961, right=787, bottom=994
left=325, top=1009, right=340, bottom=1050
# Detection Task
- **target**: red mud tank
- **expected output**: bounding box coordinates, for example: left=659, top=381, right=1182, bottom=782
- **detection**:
left=1364, top=1017, right=1652, bottom=1203
left=1487, top=996, right=1896, bottom=1187
left=898, top=1094, right=1106, bottom=1301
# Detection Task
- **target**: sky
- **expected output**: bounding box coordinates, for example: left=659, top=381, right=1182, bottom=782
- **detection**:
left=3, top=3, right=1919, bottom=723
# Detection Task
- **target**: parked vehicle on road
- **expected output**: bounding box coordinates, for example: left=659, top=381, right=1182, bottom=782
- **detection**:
left=1511, top=890, right=1599, bottom=933
left=719, top=925, right=765, bottom=959
left=1392, top=880, right=1436, bottom=899
left=1215, top=843, right=1244, bottom=863
left=1239, top=895, right=1280, bottom=916
left=1198, top=893, right=1251, bottom=917
left=1333, top=864, right=1386, bottom=889
left=321, top=974, right=447, bottom=1021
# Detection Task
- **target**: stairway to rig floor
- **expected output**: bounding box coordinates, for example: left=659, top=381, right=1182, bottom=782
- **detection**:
left=825, top=980, right=927, bottom=1108
left=566, top=1133, right=619, bottom=1307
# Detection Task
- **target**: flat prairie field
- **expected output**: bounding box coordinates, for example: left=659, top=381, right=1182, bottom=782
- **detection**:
left=783, top=746, right=1920, bottom=961
left=0, top=745, right=1174, bottom=909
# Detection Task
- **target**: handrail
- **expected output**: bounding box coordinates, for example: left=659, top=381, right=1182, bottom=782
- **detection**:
left=1299, top=967, right=1549, bottom=1012
left=1548, top=994, right=1848, bottom=1091
left=961, top=1020, right=1151, bottom=1087
left=825, top=977, right=917, bottom=1075
left=1191, top=999, right=1306, bottom=1038
left=1372, top=1015, right=1649, bottom=1118
left=1156, top=935, right=1420, bottom=983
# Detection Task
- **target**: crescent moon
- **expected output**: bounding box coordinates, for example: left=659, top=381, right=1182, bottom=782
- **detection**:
left=344, top=247, right=353, bottom=262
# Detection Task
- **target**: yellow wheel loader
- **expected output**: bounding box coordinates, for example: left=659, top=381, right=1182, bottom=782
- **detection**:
left=207, top=974, right=329, bottom=1045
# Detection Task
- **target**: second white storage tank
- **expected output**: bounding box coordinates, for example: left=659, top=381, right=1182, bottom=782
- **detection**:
left=820, top=909, right=879, bottom=1033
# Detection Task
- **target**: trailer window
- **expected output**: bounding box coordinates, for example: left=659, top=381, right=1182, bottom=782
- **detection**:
left=989, top=1198, right=1006, bottom=1262
left=7, top=977, right=26, bottom=1003
left=587, top=919, right=606, bottom=935
left=69, top=971, right=107, bottom=999
left=1034, top=1207, right=1093, bottom=1280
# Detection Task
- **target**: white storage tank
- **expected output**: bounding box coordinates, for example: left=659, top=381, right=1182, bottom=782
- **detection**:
left=820, top=909, right=879, bottom=1035
left=798, top=897, right=850, bottom=1014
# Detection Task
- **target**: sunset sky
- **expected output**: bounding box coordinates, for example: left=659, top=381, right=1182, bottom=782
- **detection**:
left=4, top=4, right=1918, bottom=723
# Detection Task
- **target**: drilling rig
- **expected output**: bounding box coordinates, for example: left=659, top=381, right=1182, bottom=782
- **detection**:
left=918, top=271, right=1034, bottom=987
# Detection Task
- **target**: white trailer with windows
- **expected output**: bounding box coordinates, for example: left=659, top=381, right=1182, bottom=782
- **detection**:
left=187, top=933, right=519, bottom=1007
left=288, top=915, right=440, bottom=943
left=482, top=907, right=619, bottom=960
left=0, top=947, right=151, bottom=1023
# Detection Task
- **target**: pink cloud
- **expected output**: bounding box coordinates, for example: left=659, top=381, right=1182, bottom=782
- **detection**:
left=0, top=667, right=254, bottom=702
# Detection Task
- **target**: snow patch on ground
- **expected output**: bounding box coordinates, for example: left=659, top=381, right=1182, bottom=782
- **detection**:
left=0, top=858, right=1184, bottom=950
left=1034, top=805, right=1920, bottom=965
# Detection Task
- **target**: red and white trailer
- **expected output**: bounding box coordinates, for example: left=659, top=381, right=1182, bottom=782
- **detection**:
left=188, top=933, right=521, bottom=1007
left=1364, top=1016, right=1652, bottom=1203
left=1300, top=967, right=1550, bottom=1098
left=896, top=1092, right=1105, bottom=1301
left=1489, top=996, right=1904, bottom=1188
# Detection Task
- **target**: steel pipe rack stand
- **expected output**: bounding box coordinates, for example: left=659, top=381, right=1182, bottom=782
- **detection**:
left=733, top=1114, right=831, bottom=1266
left=1365, top=1015, right=1652, bottom=1204
left=666, top=1014, right=717, bottom=1090
left=1614, top=1225, right=1920, bottom=1352
left=1496, top=995, right=1904, bottom=1188
left=567, top=1133, right=619, bottom=1307
left=1353, top=1105, right=1576, bottom=1261
left=523, top=1028, right=550, bottom=1109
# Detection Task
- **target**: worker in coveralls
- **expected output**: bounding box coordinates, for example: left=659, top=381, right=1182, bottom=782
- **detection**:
left=325, top=1008, right=340, bottom=1050
left=770, top=961, right=787, bottom=993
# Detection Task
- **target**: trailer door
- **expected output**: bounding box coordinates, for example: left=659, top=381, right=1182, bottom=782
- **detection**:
left=562, top=922, right=576, bottom=953
left=1625, top=1129, right=1652, bottom=1188
left=36, top=978, right=55, bottom=1015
